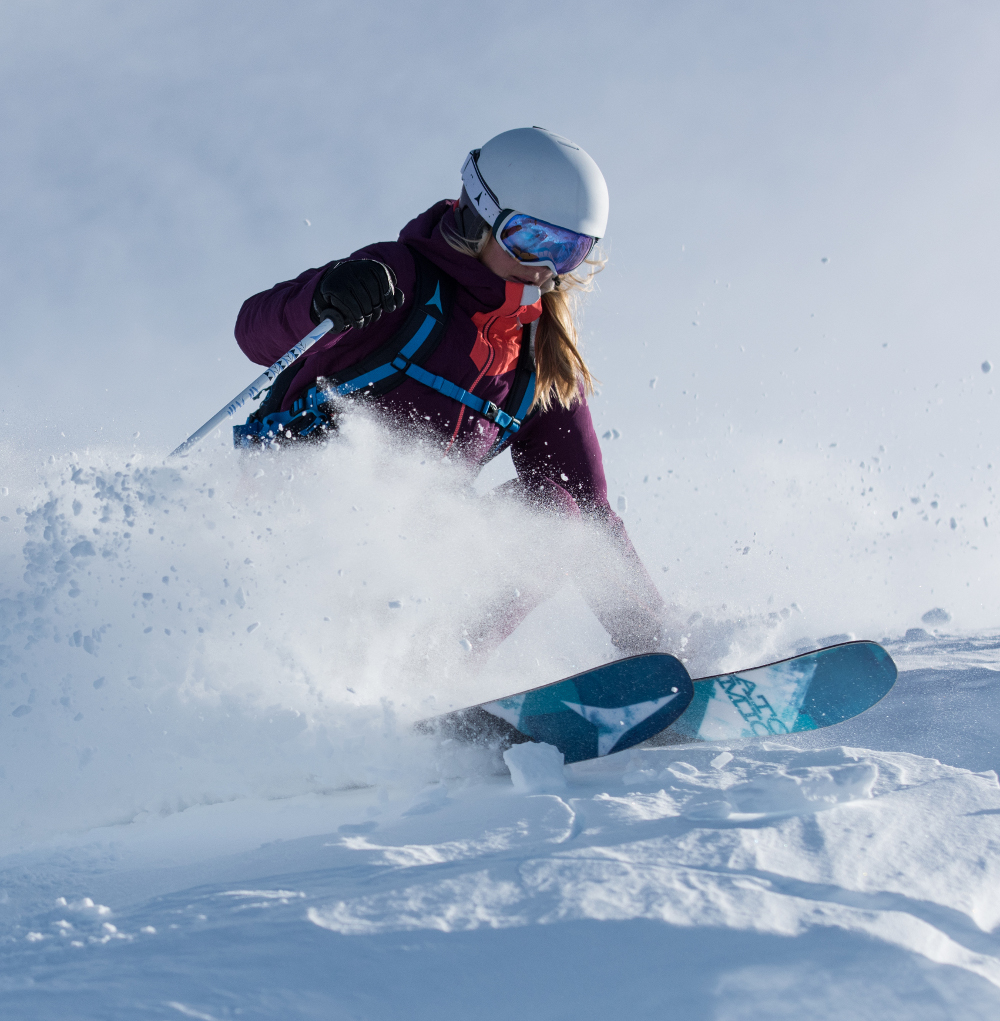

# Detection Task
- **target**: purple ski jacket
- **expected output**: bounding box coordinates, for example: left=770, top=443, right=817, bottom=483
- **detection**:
left=235, top=201, right=617, bottom=506
left=235, top=201, right=665, bottom=651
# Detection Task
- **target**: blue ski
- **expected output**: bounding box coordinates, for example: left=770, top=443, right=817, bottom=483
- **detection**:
left=418, top=641, right=897, bottom=765
left=419, top=653, right=694, bottom=765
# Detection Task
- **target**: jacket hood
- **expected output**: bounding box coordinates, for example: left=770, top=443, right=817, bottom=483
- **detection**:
left=398, top=200, right=508, bottom=311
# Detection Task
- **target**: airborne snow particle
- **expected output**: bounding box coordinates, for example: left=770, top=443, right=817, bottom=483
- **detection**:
left=246, top=622, right=260, bottom=633
left=983, top=360, right=992, bottom=374
left=12, top=705, right=31, bottom=717
left=70, top=540, right=96, bottom=557
left=649, top=377, right=658, bottom=389
left=388, top=600, right=402, bottom=608
left=459, top=638, right=473, bottom=652
left=617, top=496, right=628, bottom=513
left=304, top=219, right=311, bottom=226
left=821, top=257, right=829, bottom=263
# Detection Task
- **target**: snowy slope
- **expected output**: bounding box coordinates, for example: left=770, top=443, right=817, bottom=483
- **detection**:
left=2, top=434, right=1000, bottom=1019
left=2, top=646, right=1000, bottom=1019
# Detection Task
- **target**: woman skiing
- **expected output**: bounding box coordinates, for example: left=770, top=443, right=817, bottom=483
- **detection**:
left=234, top=126, right=665, bottom=656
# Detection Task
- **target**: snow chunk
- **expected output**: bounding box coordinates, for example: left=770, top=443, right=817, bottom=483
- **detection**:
left=921, top=607, right=951, bottom=626
left=504, top=741, right=566, bottom=793
left=983, top=360, right=992, bottom=373
left=58, top=896, right=112, bottom=917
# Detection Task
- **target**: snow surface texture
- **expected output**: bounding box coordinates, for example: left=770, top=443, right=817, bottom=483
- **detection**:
left=2, top=421, right=1000, bottom=1018
left=3, top=712, right=1000, bottom=1018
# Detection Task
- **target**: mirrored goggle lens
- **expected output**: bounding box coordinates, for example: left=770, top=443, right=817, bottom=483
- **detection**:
left=496, top=213, right=595, bottom=275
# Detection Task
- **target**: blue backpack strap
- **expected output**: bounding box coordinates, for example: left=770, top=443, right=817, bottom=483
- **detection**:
left=235, top=247, right=453, bottom=447
left=324, top=247, right=454, bottom=399
left=320, top=246, right=536, bottom=442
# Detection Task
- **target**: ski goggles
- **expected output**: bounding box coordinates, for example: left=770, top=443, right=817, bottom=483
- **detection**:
left=493, top=212, right=596, bottom=276
left=461, top=150, right=597, bottom=275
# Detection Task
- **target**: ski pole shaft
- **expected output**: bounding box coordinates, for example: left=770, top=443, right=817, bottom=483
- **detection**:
left=168, top=318, right=336, bottom=457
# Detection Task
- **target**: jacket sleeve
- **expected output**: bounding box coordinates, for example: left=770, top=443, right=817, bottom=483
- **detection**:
left=510, top=395, right=666, bottom=655
left=509, top=393, right=610, bottom=513
left=234, top=242, right=419, bottom=370
left=234, top=264, right=329, bottom=367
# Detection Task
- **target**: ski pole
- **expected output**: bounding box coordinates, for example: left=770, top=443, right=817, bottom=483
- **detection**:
left=168, top=318, right=337, bottom=457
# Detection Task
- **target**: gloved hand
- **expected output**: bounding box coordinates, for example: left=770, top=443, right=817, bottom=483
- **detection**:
left=310, top=259, right=405, bottom=331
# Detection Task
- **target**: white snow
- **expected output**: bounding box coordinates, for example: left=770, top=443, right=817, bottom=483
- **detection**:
left=503, top=742, right=567, bottom=793
left=2, top=442, right=1000, bottom=1017
left=3, top=651, right=1000, bottom=1018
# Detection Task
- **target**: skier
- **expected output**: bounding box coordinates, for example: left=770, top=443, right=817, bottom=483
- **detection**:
left=234, top=126, right=666, bottom=656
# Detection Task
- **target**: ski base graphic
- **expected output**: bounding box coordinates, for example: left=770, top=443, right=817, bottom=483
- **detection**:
left=418, top=654, right=694, bottom=765
left=652, top=640, right=897, bottom=745
left=418, top=641, right=897, bottom=765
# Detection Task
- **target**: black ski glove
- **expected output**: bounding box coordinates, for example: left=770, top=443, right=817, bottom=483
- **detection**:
left=310, top=259, right=405, bottom=331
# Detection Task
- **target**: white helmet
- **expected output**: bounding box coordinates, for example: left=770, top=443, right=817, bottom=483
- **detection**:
left=460, top=127, right=609, bottom=239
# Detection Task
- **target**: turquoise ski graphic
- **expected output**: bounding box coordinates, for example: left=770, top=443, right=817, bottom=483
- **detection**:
left=664, top=641, right=897, bottom=743
left=418, top=641, right=897, bottom=764
left=419, top=654, right=694, bottom=764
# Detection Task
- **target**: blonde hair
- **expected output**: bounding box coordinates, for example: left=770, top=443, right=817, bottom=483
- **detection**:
left=443, top=213, right=601, bottom=412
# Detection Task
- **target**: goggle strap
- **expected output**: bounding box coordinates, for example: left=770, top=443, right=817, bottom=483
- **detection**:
left=460, top=151, right=503, bottom=228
